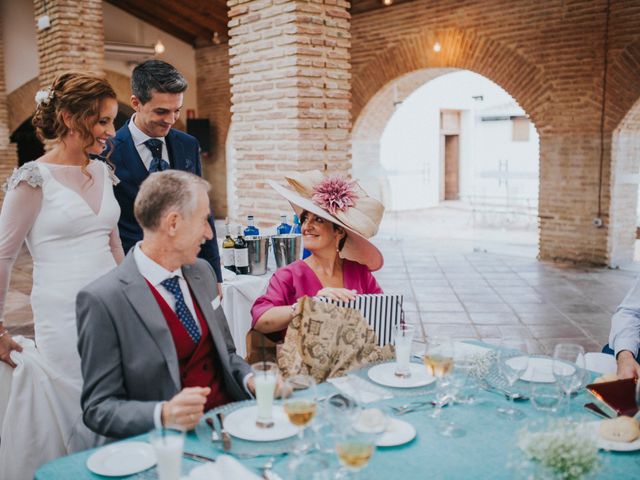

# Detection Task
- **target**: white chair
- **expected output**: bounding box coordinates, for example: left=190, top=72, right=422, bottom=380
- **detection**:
left=585, top=352, right=617, bottom=374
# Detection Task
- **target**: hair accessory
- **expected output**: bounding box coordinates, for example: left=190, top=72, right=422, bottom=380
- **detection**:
left=312, top=175, right=359, bottom=215
left=35, top=89, right=54, bottom=106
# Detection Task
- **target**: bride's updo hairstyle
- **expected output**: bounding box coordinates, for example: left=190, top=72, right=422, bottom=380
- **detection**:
left=32, top=72, right=116, bottom=153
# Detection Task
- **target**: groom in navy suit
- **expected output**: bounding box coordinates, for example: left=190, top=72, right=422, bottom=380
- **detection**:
left=107, top=60, right=222, bottom=288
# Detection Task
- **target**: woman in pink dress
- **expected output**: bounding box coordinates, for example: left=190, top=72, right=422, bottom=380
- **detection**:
left=251, top=171, right=385, bottom=340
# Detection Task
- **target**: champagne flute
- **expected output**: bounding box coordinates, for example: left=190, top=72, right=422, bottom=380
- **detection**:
left=283, top=374, right=317, bottom=453
left=423, top=337, right=465, bottom=437
left=497, top=339, right=529, bottom=420
left=552, top=343, right=586, bottom=415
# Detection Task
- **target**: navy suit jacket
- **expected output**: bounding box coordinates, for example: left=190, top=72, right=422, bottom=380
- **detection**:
left=107, top=122, right=222, bottom=283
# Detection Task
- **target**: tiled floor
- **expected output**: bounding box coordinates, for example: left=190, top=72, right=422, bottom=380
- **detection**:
left=373, top=237, right=635, bottom=355
left=3, top=233, right=637, bottom=357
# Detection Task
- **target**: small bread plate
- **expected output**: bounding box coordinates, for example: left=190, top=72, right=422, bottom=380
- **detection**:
left=367, top=362, right=435, bottom=388
left=376, top=418, right=417, bottom=447
left=586, top=421, right=640, bottom=452
left=86, top=441, right=156, bottom=477
left=224, top=405, right=299, bottom=442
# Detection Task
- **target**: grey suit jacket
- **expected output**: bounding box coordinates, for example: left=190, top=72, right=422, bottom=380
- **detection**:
left=76, top=252, right=251, bottom=439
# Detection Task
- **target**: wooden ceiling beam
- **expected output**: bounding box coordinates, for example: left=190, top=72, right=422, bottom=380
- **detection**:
left=106, top=0, right=222, bottom=46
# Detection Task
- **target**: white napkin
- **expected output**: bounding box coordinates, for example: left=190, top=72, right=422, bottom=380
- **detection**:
left=186, top=455, right=261, bottom=480
left=328, top=374, right=393, bottom=403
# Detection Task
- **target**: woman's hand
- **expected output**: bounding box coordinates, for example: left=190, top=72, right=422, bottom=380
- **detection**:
left=0, top=330, right=23, bottom=368
left=316, top=288, right=357, bottom=302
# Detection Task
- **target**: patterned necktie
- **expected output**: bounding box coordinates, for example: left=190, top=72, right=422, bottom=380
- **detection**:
left=160, top=276, right=201, bottom=343
left=144, top=139, right=169, bottom=172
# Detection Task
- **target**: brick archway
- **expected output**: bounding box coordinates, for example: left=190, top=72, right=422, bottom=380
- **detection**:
left=352, top=27, right=549, bottom=133
left=7, top=78, right=39, bottom=133
left=352, top=68, right=458, bottom=203
left=607, top=39, right=640, bottom=266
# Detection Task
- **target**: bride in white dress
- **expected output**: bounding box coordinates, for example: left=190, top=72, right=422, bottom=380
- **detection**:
left=0, top=73, right=123, bottom=479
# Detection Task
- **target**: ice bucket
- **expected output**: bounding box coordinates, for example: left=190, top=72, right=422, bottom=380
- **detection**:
left=245, top=236, right=270, bottom=275
left=272, top=234, right=302, bottom=268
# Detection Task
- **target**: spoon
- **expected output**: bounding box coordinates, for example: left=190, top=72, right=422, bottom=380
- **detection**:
left=480, top=381, right=529, bottom=401
left=205, top=417, right=221, bottom=442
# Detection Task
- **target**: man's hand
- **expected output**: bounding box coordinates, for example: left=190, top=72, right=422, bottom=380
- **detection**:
left=217, top=283, right=223, bottom=300
left=0, top=330, right=23, bottom=368
left=161, top=386, right=210, bottom=430
left=616, top=350, right=640, bottom=379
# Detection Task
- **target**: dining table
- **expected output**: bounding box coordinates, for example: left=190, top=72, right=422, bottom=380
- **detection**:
left=35, top=343, right=639, bottom=480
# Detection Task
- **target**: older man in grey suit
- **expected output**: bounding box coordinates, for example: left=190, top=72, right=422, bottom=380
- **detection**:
left=77, top=171, right=254, bottom=438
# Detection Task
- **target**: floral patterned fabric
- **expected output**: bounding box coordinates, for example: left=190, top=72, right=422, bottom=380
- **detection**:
left=277, top=296, right=394, bottom=383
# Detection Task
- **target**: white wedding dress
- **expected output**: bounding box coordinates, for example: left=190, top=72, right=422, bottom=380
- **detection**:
left=0, top=160, right=124, bottom=480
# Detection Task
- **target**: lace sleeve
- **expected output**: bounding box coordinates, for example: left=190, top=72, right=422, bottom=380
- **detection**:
left=0, top=175, right=43, bottom=321
left=103, top=161, right=120, bottom=186
left=2, top=161, right=43, bottom=192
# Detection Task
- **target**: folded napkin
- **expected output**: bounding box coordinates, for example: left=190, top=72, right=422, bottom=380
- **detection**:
left=328, top=374, right=393, bottom=404
left=186, top=455, right=260, bottom=480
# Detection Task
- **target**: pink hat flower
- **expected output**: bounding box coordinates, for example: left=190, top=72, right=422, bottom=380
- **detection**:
left=311, top=175, right=359, bottom=216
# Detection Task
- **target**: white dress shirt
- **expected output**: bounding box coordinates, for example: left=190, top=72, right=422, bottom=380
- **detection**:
left=128, top=115, right=169, bottom=170
left=609, top=275, right=640, bottom=357
left=133, top=243, right=200, bottom=334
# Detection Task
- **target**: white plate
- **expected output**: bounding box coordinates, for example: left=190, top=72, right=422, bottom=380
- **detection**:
left=367, top=362, right=436, bottom=388
left=506, top=356, right=575, bottom=383
left=586, top=421, right=640, bottom=452
left=224, top=405, right=299, bottom=442
left=86, top=441, right=156, bottom=477
left=376, top=418, right=416, bottom=447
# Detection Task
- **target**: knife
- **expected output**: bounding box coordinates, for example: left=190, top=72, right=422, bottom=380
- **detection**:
left=183, top=451, right=215, bottom=463
left=217, top=411, right=231, bottom=451
left=205, top=417, right=221, bottom=442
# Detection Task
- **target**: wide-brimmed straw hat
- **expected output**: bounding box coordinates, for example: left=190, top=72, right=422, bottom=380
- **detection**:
left=268, top=171, right=385, bottom=271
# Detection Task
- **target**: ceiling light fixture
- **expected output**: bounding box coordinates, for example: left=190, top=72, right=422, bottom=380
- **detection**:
left=212, top=31, right=221, bottom=45
left=154, top=40, right=165, bottom=55
left=433, top=41, right=442, bottom=53
left=383, top=0, right=393, bottom=5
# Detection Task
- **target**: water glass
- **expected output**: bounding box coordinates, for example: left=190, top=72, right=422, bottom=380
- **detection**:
left=529, top=368, right=563, bottom=415
left=552, top=343, right=586, bottom=413
left=252, top=361, right=279, bottom=428
left=149, top=428, right=184, bottom=480
left=497, top=339, right=529, bottom=420
left=393, top=322, right=415, bottom=378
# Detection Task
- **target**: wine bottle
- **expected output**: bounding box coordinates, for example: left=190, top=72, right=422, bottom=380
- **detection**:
left=277, top=214, right=292, bottom=235
left=234, top=226, right=250, bottom=274
left=244, top=215, right=260, bottom=237
left=222, top=222, right=236, bottom=273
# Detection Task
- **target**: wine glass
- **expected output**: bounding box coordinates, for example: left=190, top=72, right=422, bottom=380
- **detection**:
left=552, top=343, right=586, bottom=415
left=497, top=339, right=529, bottom=420
left=423, top=337, right=465, bottom=437
left=283, top=374, right=317, bottom=453
left=334, top=409, right=386, bottom=479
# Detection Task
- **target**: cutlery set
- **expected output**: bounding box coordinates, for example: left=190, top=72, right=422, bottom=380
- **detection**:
left=204, top=413, right=231, bottom=451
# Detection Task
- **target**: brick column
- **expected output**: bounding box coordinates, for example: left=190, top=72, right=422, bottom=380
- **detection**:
left=196, top=44, right=232, bottom=218
left=228, top=0, right=351, bottom=224
left=0, top=16, right=19, bottom=202
left=33, top=0, right=105, bottom=87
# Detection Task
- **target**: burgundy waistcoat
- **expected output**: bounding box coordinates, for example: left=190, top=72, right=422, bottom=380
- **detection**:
left=146, top=280, right=231, bottom=411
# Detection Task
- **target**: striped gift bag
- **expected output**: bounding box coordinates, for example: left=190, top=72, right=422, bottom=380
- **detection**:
left=316, top=294, right=404, bottom=346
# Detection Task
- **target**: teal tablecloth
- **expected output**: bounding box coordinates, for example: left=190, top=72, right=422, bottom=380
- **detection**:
left=36, top=365, right=639, bottom=479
